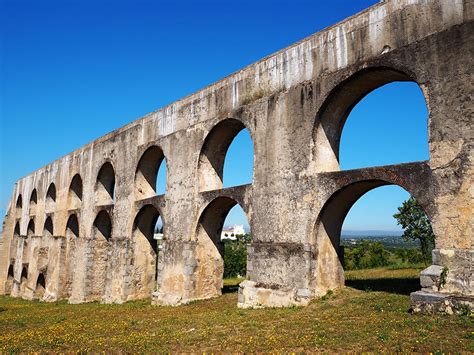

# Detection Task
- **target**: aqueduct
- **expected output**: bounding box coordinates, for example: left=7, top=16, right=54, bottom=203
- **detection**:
left=0, top=0, right=472, bottom=312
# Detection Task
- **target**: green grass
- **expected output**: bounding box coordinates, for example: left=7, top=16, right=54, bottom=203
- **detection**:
left=0, top=268, right=472, bottom=352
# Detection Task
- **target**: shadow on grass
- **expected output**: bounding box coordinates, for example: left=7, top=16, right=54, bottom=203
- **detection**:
left=220, top=277, right=419, bottom=295
left=346, top=277, right=420, bottom=295
left=222, top=285, right=240, bottom=294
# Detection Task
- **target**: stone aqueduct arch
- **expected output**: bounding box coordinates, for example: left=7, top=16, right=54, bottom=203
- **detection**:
left=0, top=0, right=472, bottom=312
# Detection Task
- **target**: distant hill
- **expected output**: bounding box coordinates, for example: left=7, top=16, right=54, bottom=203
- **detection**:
left=342, top=230, right=403, bottom=238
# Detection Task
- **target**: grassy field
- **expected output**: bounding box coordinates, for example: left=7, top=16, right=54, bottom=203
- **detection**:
left=0, top=268, right=472, bottom=352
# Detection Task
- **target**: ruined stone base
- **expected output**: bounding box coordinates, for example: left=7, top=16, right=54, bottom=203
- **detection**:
left=237, top=280, right=312, bottom=308
left=41, top=291, right=58, bottom=302
left=151, top=290, right=184, bottom=306
left=151, top=290, right=221, bottom=306
left=410, top=255, right=474, bottom=315
left=411, top=291, right=473, bottom=315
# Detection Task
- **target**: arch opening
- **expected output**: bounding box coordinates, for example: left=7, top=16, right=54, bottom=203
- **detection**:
left=93, top=210, right=112, bottom=241
left=29, top=189, right=38, bottom=214
left=198, top=119, right=254, bottom=191
left=7, top=265, right=14, bottom=279
left=44, top=217, right=54, bottom=237
left=96, top=163, right=116, bottom=205
left=34, top=273, right=46, bottom=299
left=21, top=267, right=28, bottom=281
left=14, top=222, right=20, bottom=236
left=27, top=219, right=35, bottom=236
left=24, top=219, right=34, bottom=260
left=46, top=183, right=56, bottom=202
left=66, top=214, right=79, bottom=238
left=314, top=68, right=429, bottom=172
left=20, top=266, right=28, bottom=293
left=16, top=195, right=23, bottom=209
left=313, top=181, right=434, bottom=296
left=45, top=183, right=56, bottom=212
left=68, top=174, right=83, bottom=209
left=30, top=189, right=38, bottom=205
left=10, top=222, right=20, bottom=260
left=194, top=197, right=250, bottom=298
left=131, top=204, right=162, bottom=298
left=5, top=265, right=14, bottom=295
left=135, top=146, right=167, bottom=199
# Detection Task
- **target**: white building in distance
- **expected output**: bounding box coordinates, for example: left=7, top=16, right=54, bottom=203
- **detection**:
left=221, top=224, right=245, bottom=241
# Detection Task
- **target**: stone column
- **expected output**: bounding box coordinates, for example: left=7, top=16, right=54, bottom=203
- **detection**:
left=152, top=240, right=200, bottom=305
left=68, top=237, right=89, bottom=303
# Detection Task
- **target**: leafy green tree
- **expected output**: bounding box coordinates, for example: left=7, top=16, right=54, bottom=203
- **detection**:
left=223, top=234, right=252, bottom=278
left=393, top=197, right=435, bottom=261
left=344, top=240, right=390, bottom=270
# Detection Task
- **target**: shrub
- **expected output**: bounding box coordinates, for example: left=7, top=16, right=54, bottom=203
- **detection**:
left=223, top=234, right=251, bottom=278
left=345, top=241, right=390, bottom=270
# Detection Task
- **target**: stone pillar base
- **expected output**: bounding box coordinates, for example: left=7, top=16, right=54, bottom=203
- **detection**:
left=237, top=280, right=313, bottom=308
left=151, top=291, right=184, bottom=306
left=68, top=296, right=86, bottom=304
left=411, top=290, right=473, bottom=315
left=151, top=290, right=220, bottom=306
left=411, top=256, right=474, bottom=314
left=42, top=291, right=58, bottom=302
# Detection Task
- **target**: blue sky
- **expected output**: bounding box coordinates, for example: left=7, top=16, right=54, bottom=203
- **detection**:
left=1, top=0, right=429, bottom=234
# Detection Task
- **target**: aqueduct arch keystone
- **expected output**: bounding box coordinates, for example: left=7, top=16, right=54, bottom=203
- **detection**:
left=1, top=0, right=472, bottom=313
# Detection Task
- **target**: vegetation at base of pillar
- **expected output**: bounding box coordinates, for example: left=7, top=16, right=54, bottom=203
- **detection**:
left=223, top=234, right=251, bottom=278
left=393, top=196, right=435, bottom=261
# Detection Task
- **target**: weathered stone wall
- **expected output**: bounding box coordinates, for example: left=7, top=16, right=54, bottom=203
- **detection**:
left=0, top=0, right=472, bottom=312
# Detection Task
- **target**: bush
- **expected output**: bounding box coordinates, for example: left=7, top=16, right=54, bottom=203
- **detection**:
left=223, top=234, right=251, bottom=278
left=344, top=240, right=428, bottom=270
left=393, top=248, right=425, bottom=264
left=345, top=241, right=390, bottom=270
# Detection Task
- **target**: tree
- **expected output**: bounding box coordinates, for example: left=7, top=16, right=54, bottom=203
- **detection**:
left=223, top=233, right=252, bottom=278
left=393, top=197, right=435, bottom=261
left=344, top=240, right=390, bottom=270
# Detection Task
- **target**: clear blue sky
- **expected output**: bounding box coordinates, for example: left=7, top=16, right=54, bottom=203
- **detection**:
left=1, top=0, right=429, bottom=234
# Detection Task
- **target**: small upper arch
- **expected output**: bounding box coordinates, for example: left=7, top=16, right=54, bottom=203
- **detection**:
left=20, top=266, right=28, bottom=283
left=193, top=195, right=249, bottom=246
left=10, top=222, right=21, bottom=260
left=29, top=189, right=38, bottom=215
left=43, top=216, right=54, bottom=237
left=68, top=174, right=83, bottom=209
left=313, top=66, right=429, bottom=172
left=45, top=183, right=57, bottom=212
left=135, top=145, right=167, bottom=199
left=92, top=210, right=112, bottom=241
left=16, top=195, right=23, bottom=209
left=27, top=219, right=35, bottom=237
left=132, top=204, right=162, bottom=253
left=66, top=214, right=79, bottom=238
left=13, top=221, right=20, bottom=237
left=197, top=118, right=255, bottom=192
left=96, top=162, right=116, bottom=205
